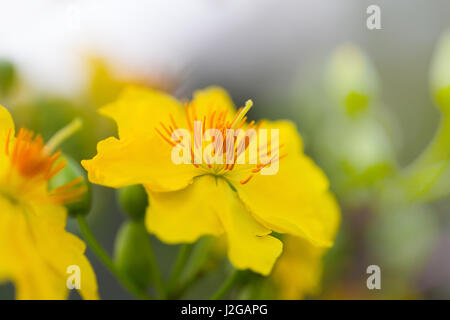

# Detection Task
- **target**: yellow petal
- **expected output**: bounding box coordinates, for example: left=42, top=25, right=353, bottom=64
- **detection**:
left=82, top=136, right=199, bottom=191
left=0, top=104, right=14, bottom=139
left=146, top=175, right=282, bottom=275
left=272, top=236, right=325, bottom=299
left=231, top=120, right=340, bottom=247
left=145, top=175, right=224, bottom=243
left=257, top=119, right=304, bottom=155
left=191, top=86, right=237, bottom=122
left=99, top=86, right=186, bottom=139
left=215, top=178, right=283, bottom=275
left=0, top=197, right=98, bottom=300
left=0, top=210, right=55, bottom=298
left=0, top=105, right=14, bottom=175
left=27, top=202, right=99, bottom=300
left=0, top=199, right=66, bottom=299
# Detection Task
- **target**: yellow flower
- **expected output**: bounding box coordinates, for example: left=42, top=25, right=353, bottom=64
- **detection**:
left=87, top=56, right=173, bottom=108
left=0, top=105, right=98, bottom=300
left=82, top=86, right=340, bottom=275
left=272, top=193, right=339, bottom=299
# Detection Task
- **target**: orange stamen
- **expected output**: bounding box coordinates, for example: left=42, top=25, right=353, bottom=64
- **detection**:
left=155, top=128, right=176, bottom=147
left=155, top=98, right=288, bottom=179
left=4, top=127, right=87, bottom=205
left=240, top=174, right=254, bottom=184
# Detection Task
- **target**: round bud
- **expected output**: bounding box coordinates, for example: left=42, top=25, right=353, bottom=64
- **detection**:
left=430, top=30, right=450, bottom=114
left=114, top=221, right=153, bottom=290
left=327, top=44, right=379, bottom=117
left=117, top=185, right=148, bottom=220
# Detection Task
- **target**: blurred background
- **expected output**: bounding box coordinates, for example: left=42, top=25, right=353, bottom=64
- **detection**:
left=0, top=0, right=449, bottom=299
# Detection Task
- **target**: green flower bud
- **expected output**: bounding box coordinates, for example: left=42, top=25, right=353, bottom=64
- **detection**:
left=48, top=154, right=92, bottom=217
left=0, top=60, right=16, bottom=96
left=430, top=30, right=450, bottom=114
left=117, top=185, right=148, bottom=220
left=316, top=114, right=394, bottom=203
left=114, top=220, right=153, bottom=290
left=327, top=44, right=379, bottom=117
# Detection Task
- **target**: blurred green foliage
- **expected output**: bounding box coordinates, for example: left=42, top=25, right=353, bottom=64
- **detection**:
left=48, top=154, right=92, bottom=217
left=0, top=61, right=15, bottom=97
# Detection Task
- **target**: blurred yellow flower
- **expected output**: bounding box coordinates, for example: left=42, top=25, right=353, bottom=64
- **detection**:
left=87, top=56, right=174, bottom=108
left=272, top=194, right=339, bottom=299
left=82, top=86, right=340, bottom=275
left=87, top=57, right=135, bottom=108
left=0, top=105, right=98, bottom=300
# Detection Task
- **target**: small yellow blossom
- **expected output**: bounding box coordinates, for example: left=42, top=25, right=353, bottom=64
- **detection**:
left=82, top=86, right=340, bottom=275
left=0, top=105, right=98, bottom=299
left=272, top=193, right=339, bottom=299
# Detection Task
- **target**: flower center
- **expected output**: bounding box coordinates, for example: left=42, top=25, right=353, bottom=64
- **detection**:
left=155, top=100, right=287, bottom=184
left=3, top=128, right=85, bottom=205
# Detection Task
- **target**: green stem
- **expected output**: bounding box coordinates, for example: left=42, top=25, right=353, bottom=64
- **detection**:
left=45, top=117, right=83, bottom=153
left=76, top=215, right=153, bottom=300
left=169, top=237, right=214, bottom=299
left=171, top=268, right=207, bottom=299
left=146, top=237, right=166, bottom=299
left=210, top=270, right=241, bottom=300
left=408, top=115, right=450, bottom=170
left=381, top=114, right=450, bottom=205
left=166, top=244, right=192, bottom=296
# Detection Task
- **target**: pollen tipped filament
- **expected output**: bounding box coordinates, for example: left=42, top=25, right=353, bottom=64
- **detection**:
left=7, top=128, right=62, bottom=180
left=156, top=100, right=287, bottom=184
left=4, top=127, right=86, bottom=205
